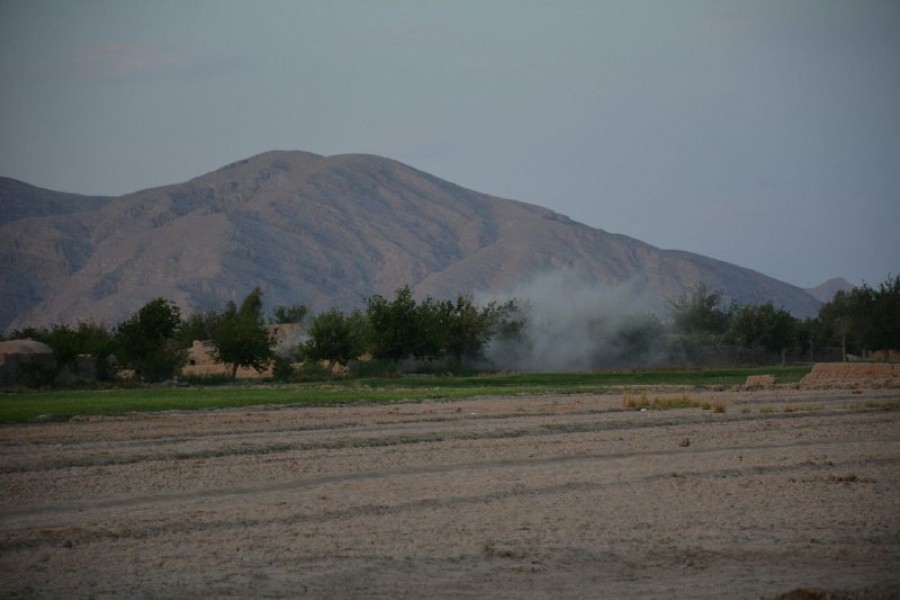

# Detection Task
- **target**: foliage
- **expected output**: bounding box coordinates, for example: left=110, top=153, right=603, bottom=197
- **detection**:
left=867, top=275, right=900, bottom=351
left=271, top=355, right=296, bottom=381
left=0, top=366, right=812, bottom=423
left=441, top=295, right=521, bottom=364
left=348, top=358, right=401, bottom=379
left=271, top=303, right=309, bottom=325
left=116, top=298, right=185, bottom=382
left=15, top=360, right=58, bottom=388
left=606, top=312, right=666, bottom=366
left=366, top=286, right=423, bottom=362
left=6, top=274, right=898, bottom=390
left=48, top=321, right=118, bottom=381
left=212, top=287, right=276, bottom=378
left=293, top=360, right=334, bottom=382
left=302, top=308, right=368, bottom=371
left=177, top=308, right=223, bottom=347
left=725, top=302, right=799, bottom=353
left=4, top=326, right=51, bottom=343
left=365, top=287, right=525, bottom=367
left=670, top=282, right=733, bottom=338
left=814, top=275, right=900, bottom=356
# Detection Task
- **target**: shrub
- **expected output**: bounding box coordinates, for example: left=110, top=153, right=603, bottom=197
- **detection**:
left=349, top=359, right=401, bottom=379
left=271, top=356, right=295, bottom=382
left=16, top=360, right=58, bottom=388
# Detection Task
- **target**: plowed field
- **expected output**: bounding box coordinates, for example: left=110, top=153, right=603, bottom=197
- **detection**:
left=2, top=386, right=898, bottom=599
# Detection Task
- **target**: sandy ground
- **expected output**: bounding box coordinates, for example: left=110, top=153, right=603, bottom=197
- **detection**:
left=1, top=385, right=898, bottom=599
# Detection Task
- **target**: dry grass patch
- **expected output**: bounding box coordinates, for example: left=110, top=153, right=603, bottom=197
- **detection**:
left=622, top=391, right=726, bottom=413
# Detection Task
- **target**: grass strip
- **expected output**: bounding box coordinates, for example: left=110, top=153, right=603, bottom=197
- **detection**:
left=0, top=366, right=811, bottom=424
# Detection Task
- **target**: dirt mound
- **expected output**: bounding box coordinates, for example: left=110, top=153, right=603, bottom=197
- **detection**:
left=0, top=339, right=52, bottom=361
left=770, top=583, right=900, bottom=600
left=745, top=374, right=776, bottom=388
left=801, top=363, right=899, bottom=387
left=769, top=589, right=834, bottom=600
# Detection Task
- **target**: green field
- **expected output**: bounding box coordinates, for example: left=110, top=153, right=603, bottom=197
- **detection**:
left=0, top=366, right=810, bottom=424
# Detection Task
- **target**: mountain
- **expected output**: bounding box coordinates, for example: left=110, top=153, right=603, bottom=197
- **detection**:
left=0, top=177, right=112, bottom=227
left=805, top=278, right=854, bottom=303
left=0, top=150, right=822, bottom=330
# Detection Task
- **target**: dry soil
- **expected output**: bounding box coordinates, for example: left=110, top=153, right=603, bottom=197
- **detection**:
left=1, top=385, right=898, bottom=599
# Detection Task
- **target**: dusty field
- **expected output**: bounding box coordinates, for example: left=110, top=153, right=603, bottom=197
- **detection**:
left=1, top=385, right=898, bottom=599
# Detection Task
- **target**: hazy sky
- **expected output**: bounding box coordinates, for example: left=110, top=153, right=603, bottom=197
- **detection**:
left=2, top=1, right=898, bottom=289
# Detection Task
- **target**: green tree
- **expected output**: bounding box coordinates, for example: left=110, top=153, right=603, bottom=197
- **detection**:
left=865, top=275, right=900, bottom=352
left=726, top=302, right=799, bottom=362
left=116, top=298, right=185, bottom=381
left=177, top=308, right=223, bottom=346
left=413, top=296, right=447, bottom=360
left=815, top=275, right=900, bottom=358
left=47, top=321, right=117, bottom=381
left=271, top=303, right=309, bottom=325
left=365, top=288, right=518, bottom=366
left=302, top=309, right=368, bottom=372
left=488, top=299, right=527, bottom=343
left=815, top=290, right=857, bottom=359
left=670, top=282, right=733, bottom=338
left=46, top=325, right=81, bottom=369
left=212, top=288, right=276, bottom=378
left=366, top=286, right=421, bottom=363
left=439, top=295, right=519, bottom=365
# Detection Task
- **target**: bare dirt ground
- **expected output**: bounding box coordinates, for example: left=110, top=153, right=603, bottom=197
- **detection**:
left=1, top=384, right=898, bottom=599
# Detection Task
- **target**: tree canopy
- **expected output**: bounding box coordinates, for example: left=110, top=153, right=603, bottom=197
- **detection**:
left=670, top=282, right=733, bottom=339
left=726, top=302, right=799, bottom=354
left=814, top=275, right=900, bottom=358
left=302, top=308, right=368, bottom=371
left=116, top=298, right=185, bottom=381
left=212, top=288, right=276, bottom=378
left=271, top=303, right=309, bottom=325
left=4, top=274, right=899, bottom=388
left=366, top=286, right=422, bottom=363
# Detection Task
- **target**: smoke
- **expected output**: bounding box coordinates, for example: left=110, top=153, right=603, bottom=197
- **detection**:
left=480, top=271, right=669, bottom=372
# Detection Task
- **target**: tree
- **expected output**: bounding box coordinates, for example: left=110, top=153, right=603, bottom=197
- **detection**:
left=177, top=308, right=223, bottom=346
left=608, top=312, right=665, bottom=367
left=213, top=288, right=276, bottom=378
left=47, top=321, right=117, bottom=381
left=302, top=309, right=368, bottom=372
left=726, top=302, right=799, bottom=362
left=670, top=282, right=733, bottom=338
left=366, top=286, right=421, bottom=363
left=865, top=275, right=900, bottom=352
left=815, top=275, right=900, bottom=358
left=440, top=295, right=484, bottom=364
left=271, top=303, right=309, bottom=325
left=440, top=295, right=519, bottom=365
left=116, top=298, right=185, bottom=381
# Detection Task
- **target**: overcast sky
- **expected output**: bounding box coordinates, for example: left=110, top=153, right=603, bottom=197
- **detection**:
left=2, top=1, right=898, bottom=290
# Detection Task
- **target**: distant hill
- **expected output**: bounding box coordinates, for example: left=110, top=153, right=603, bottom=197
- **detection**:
left=0, top=151, right=822, bottom=330
left=805, top=278, right=854, bottom=303
left=0, top=177, right=112, bottom=227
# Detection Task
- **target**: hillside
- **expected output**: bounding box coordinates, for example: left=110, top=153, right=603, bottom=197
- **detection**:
left=805, top=278, right=854, bottom=303
left=0, top=151, right=822, bottom=330
left=0, top=177, right=112, bottom=227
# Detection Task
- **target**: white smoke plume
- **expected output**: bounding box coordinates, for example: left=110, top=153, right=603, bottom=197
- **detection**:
left=480, top=271, right=669, bottom=372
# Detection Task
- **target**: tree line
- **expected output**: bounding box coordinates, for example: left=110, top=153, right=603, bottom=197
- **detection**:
left=3, top=286, right=523, bottom=384
left=3, top=275, right=898, bottom=385
left=671, top=276, right=899, bottom=363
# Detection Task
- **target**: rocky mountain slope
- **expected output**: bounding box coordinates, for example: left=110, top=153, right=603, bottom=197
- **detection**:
left=805, top=278, right=854, bottom=303
left=0, top=151, right=822, bottom=330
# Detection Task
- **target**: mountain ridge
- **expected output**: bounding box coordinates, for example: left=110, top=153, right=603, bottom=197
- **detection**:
left=805, top=277, right=854, bottom=303
left=0, top=150, right=822, bottom=329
